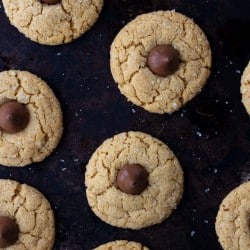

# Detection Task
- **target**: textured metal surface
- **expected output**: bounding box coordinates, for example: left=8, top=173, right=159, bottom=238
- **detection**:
left=0, top=0, right=250, bottom=249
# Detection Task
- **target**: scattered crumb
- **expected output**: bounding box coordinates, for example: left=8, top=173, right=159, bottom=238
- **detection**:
left=240, top=169, right=250, bottom=182
left=236, top=70, right=241, bottom=74
left=203, top=220, right=209, bottom=224
left=60, top=159, right=65, bottom=163
left=56, top=52, right=61, bottom=56
left=196, top=131, right=202, bottom=137
left=131, top=108, right=136, bottom=113
left=61, top=168, right=67, bottom=171
left=190, top=231, right=195, bottom=237
left=205, top=188, right=210, bottom=193
left=214, top=169, right=218, bottom=173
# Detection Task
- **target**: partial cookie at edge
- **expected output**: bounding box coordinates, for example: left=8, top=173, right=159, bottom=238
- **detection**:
left=94, top=240, right=149, bottom=250
left=0, top=179, right=55, bottom=250
left=240, top=61, right=250, bottom=115
left=110, top=10, right=212, bottom=114
left=215, top=181, right=250, bottom=250
left=2, top=0, right=104, bottom=45
left=85, top=131, right=184, bottom=229
left=0, top=70, right=63, bottom=167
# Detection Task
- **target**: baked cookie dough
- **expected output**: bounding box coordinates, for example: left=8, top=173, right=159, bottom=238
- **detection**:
left=0, top=70, right=63, bottom=167
left=0, top=179, right=55, bottom=249
left=2, top=0, right=103, bottom=45
left=215, top=181, right=250, bottom=250
left=110, top=10, right=212, bottom=114
left=94, top=240, right=149, bottom=250
left=240, top=61, right=250, bottom=115
left=85, top=131, right=184, bottom=229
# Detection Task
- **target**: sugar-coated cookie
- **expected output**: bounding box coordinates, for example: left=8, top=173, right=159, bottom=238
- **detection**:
left=0, top=70, right=63, bottom=167
left=2, top=0, right=103, bottom=45
left=85, top=131, right=184, bottom=229
left=215, top=181, right=250, bottom=250
left=110, top=11, right=212, bottom=114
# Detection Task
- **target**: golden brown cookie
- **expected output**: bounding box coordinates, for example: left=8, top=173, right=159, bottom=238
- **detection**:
left=85, top=131, right=184, bottom=229
left=0, top=179, right=55, bottom=249
left=215, top=181, right=250, bottom=250
left=2, top=0, right=103, bottom=45
left=240, top=61, right=250, bottom=115
left=0, top=70, right=63, bottom=167
left=110, top=10, right=212, bottom=114
left=94, top=240, right=149, bottom=250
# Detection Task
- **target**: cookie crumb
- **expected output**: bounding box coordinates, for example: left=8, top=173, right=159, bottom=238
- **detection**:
left=236, top=70, right=241, bottom=74
left=61, top=168, right=67, bottom=171
left=190, top=231, right=195, bottom=237
left=60, top=159, right=65, bottom=163
left=205, top=188, right=210, bottom=193
left=196, top=131, right=202, bottom=137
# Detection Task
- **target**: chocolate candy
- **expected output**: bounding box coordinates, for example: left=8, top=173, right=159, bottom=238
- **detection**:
left=0, top=101, right=29, bottom=133
left=40, top=0, right=61, bottom=5
left=116, top=164, right=149, bottom=195
left=0, top=216, right=18, bottom=248
left=148, top=45, right=181, bottom=77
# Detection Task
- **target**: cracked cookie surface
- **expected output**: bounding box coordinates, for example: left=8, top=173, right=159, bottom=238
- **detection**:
left=110, top=10, right=212, bottom=114
left=94, top=240, right=149, bottom=250
left=2, top=0, right=103, bottom=45
left=85, top=131, right=184, bottom=229
left=215, top=181, right=250, bottom=250
left=240, top=61, right=250, bottom=115
left=0, top=179, right=55, bottom=250
left=0, top=70, right=63, bottom=167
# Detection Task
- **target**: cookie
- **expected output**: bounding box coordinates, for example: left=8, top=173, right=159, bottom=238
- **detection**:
left=2, top=0, right=103, bottom=45
left=240, top=61, right=250, bottom=115
left=0, top=70, right=63, bottom=167
left=85, top=131, right=184, bottom=229
left=110, top=10, right=212, bottom=114
left=94, top=240, right=149, bottom=250
left=215, top=181, right=250, bottom=250
left=0, top=179, right=55, bottom=249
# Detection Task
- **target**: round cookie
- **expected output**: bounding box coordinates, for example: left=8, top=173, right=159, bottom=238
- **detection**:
left=0, top=179, right=55, bottom=249
left=2, top=0, right=103, bottom=45
left=0, top=70, right=63, bottom=167
left=110, top=10, right=212, bottom=114
left=215, top=181, right=250, bottom=250
left=240, top=61, right=250, bottom=115
left=94, top=240, right=149, bottom=250
left=85, top=131, right=184, bottom=229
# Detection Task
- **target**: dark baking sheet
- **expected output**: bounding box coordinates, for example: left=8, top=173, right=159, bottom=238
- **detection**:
left=0, top=0, right=250, bottom=249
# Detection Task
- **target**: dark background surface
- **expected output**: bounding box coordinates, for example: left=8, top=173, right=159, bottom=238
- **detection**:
left=0, top=0, right=250, bottom=249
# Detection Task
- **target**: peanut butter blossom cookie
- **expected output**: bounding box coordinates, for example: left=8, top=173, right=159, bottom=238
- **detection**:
left=85, top=131, right=184, bottom=229
left=110, top=10, right=212, bottom=114
left=0, top=70, right=63, bottom=167
left=2, top=0, right=103, bottom=45
left=0, top=179, right=55, bottom=249
left=240, top=61, right=250, bottom=115
left=94, top=240, right=149, bottom=250
left=215, top=181, right=250, bottom=250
